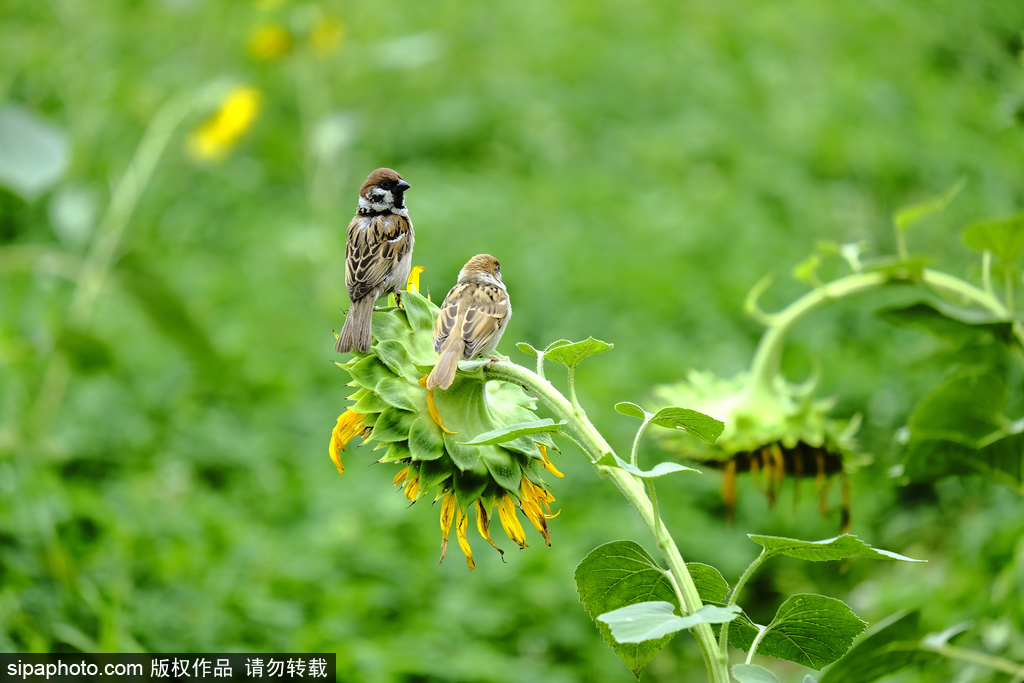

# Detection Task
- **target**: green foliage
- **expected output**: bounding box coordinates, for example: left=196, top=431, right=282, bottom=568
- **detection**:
left=4, top=0, right=1024, bottom=680
left=730, top=594, right=867, bottom=669
left=575, top=541, right=681, bottom=678
left=747, top=534, right=924, bottom=563
left=731, top=664, right=781, bottom=683
left=598, top=602, right=740, bottom=644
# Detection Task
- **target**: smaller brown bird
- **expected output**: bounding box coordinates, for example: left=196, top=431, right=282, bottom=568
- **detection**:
left=426, top=254, right=512, bottom=390
left=335, top=167, right=414, bottom=354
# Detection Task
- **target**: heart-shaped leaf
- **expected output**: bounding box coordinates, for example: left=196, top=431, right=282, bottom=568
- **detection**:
left=543, top=337, right=613, bottom=370
left=649, top=407, right=724, bottom=444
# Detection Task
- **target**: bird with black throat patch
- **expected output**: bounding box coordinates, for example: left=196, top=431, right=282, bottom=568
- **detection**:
left=335, top=167, right=414, bottom=354
left=426, top=254, right=511, bottom=390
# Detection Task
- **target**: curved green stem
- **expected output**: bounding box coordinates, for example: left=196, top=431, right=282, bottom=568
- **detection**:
left=747, top=266, right=1024, bottom=399
left=718, top=549, right=769, bottom=659
left=484, top=361, right=731, bottom=683
left=747, top=271, right=890, bottom=396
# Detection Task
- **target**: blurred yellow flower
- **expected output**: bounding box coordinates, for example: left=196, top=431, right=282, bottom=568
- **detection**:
left=249, top=24, right=293, bottom=62
left=188, top=86, right=262, bottom=161
left=310, top=16, right=344, bottom=55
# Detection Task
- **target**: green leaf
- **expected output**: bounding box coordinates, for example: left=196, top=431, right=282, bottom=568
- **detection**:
left=893, top=179, right=965, bottom=233
left=543, top=339, right=573, bottom=353
left=688, top=563, right=730, bottom=604
left=350, top=390, right=389, bottom=415
left=649, top=407, right=725, bottom=444
left=374, top=339, right=418, bottom=379
left=481, top=447, right=524, bottom=492
left=575, top=541, right=680, bottom=678
left=731, top=594, right=867, bottom=669
left=818, top=610, right=936, bottom=683
left=792, top=252, right=821, bottom=286
left=877, top=300, right=1014, bottom=345
left=543, top=337, right=613, bottom=370
left=375, top=377, right=418, bottom=412
left=458, top=418, right=566, bottom=446
left=598, top=602, right=740, bottom=644
left=408, top=416, right=444, bottom=461
left=748, top=534, right=923, bottom=563
left=363, top=406, right=414, bottom=444
left=903, top=367, right=1024, bottom=487
left=516, top=342, right=540, bottom=357
left=907, top=367, right=1008, bottom=447
left=615, top=402, right=650, bottom=420
left=731, top=663, right=780, bottom=683
left=596, top=452, right=701, bottom=479
left=962, top=211, right=1024, bottom=263
left=371, top=310, right=413, bottom=345
left=400, top=289, right=436, bottom=333
left=443, top=432, right=482, bottom=472
left=346, top=354, right=399, bottom=389
left=417, top=456, right=453, bottom=491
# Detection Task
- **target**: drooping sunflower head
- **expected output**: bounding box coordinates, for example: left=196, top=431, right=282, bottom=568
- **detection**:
left=328, top=282, right=562, bottom=569
left=652, top=370, right=863, bottom=531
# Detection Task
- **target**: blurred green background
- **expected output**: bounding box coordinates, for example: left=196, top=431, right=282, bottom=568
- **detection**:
left=2, top=0, right=1024, bottom=680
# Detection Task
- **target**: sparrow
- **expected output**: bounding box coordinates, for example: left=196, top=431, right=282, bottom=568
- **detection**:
left=335, top=167, right=414, bottom=353
left=426, top=254, right=511, bottom=390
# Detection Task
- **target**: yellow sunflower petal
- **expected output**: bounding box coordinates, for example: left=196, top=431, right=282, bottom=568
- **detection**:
left=404, top=474, right=420, bottom=502
left=475, top=499, right=504, bottom=559
left=419, top=375, right=457, bottom=435
left=393, top=466, right=409, bottom=487
left=328, top=410, right=367, bottom=476
left=497, top=493, right=527, bottom=549
left=538, top=444, right=563, bottom=478
left=406, top=266, right=425, bottom=293
left=455, top=505, right=475, bottom=570
left=438, top=491, right=456, bottom=564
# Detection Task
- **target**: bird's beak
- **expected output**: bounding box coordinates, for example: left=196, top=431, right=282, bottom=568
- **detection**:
left=397, top=179, right=411, bottom=191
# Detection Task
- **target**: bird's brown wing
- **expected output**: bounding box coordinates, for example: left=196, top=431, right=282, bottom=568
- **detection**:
left=461, top=284, right=509, bottom=358
left=345, top=213, right=414, bottom=302
left=432, top=283, right=467, bottom=353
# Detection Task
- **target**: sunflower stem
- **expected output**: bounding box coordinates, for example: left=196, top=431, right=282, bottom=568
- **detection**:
left=484, top=361, right=731, bottom=683
left=746, top=265, right=1024, bottom=401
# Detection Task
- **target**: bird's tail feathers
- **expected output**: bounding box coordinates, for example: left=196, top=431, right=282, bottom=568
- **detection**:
left=426, top=338, right=465, bottom=390
left=335, top=298, right=374, bottom=353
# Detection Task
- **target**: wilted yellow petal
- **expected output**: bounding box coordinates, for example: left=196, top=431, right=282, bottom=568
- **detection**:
left=406, top=266, right=425, bottom=293
left=475, top=499, right=504, bottom=559
left=438, top=491, right=456, bottom=563
left=519, top=476, right=554, bottom=545
left=455, top=505, right=475, bottom=570
left=188, top=86, right=262, bottom=161
left=419, top=375, right=457, bottom=435
left=497, top=493, right=527, bottom=549
left=393, top=466, right=409, bottom=487
left=310, top=16, right=345, bottom=55
left=248, top=24, right=292, bottom=61
left=404, top=475, right=420, bottom=502
left=538, top=444, right=563, bottom=477
left=328, top=410, right=367, bottom=476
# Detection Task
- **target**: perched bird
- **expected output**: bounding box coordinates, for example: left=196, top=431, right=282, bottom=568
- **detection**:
left=335, top=168, right=414, bottom=353
left=426, top=254, right=512, bottom=390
